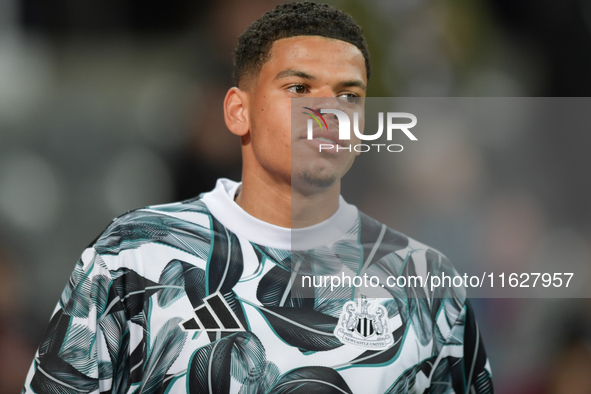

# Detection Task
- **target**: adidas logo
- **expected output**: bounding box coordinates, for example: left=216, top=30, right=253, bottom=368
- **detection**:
left=180, top=292, right=244, bottom=332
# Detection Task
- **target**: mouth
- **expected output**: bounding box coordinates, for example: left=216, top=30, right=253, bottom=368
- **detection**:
left=295, top=117, right=346, bottom=148
left=307, top=126, right=345, bottom=146
left=313, top=136, right=339, bottom=144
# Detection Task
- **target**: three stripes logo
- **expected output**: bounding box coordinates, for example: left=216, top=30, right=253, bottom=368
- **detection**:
left=180, top=292, right=244, bottom=332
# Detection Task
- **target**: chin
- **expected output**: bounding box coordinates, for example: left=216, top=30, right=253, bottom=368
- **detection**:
left=294, top=167, right=338, bottom=190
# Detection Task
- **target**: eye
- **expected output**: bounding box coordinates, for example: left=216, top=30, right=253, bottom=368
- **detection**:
left=338, top=93, right=360, bottom=104
left=287, top=84, right=308, bottom=94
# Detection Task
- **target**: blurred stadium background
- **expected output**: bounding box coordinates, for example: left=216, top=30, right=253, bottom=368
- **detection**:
left=1, top=0, right=591, bottom=392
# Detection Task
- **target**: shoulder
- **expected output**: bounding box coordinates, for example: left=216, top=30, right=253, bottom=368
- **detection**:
left=90, top=196, right=215, bottom=260
left=357, top=211, right=450, bottom=264
left=357, top=210, right=466, bottom=300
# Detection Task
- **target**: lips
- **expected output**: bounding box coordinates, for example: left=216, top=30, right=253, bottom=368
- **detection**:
left=304, top=121, right=346, bottom=146
left=314, top=136, right=338, bottom=144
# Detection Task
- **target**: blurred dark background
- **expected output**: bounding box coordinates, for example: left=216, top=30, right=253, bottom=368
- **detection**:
left=2, top=0, right=591, bottom=392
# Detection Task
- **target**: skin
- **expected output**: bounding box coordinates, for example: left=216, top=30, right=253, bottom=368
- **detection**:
left=224, top=35, right=367, bottom=228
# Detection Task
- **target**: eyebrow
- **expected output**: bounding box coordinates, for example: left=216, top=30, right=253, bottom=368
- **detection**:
left=274, top=69, right=316, bottom=81
left=274, top=68, right=367, bottom=91
left=341, top=79, right=367, bottom=91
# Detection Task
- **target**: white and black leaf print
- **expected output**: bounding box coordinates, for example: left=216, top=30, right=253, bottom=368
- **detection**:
left=221, top=291, right=249, bottom=332
left=97, top=361, right=113, bottom=381
left=381, top=299, right=401, bottom=319
left=207, top=218, right=243, bottom=295
left=427, top=357, right=457, bottom=394
left=257, top=251, right=350, bottom=322
left=98, top=309, right=128, bottom=374
left=359, top=213, right=409, bottom=267
left=31, top=309, right=100, bottom=394
left=127, top=298, right=150, bottom=385
left=30, top=358, right=99, bottom=394
left=257, top=265, right=314, bottom=309
left=130, top=331, right=147, bottom=384
left=472, top=371, right=494, bottom=394
left=60, top=258, right=92, bottom=319
left=347, top=323, right=406, bottom=367
left=137, top=317, right=187, bottom=394
left=149, top=198, right=209, bottom=215
left=365, top=252, right=406, bottom=295
left=331, top=238, right=363, bottom=274
left=385, top=356, right=435, bottom=394
left=109, top=268, right=161, bottom=320
left=158, top=259, right=206, bottom=309
left=268, top=366, right=353, bottom=394
left=312, top=288, right=351, bottom=319
left=238, top=361, right=281, bottom=394
left=294, top=248, right=356, bottom=277
left=463, top=300, right=493, bottom=393
left=403, top=256, right=433, bottom=347
left=187, top=332, right=269, bottom=394
left=57, top=324, right=96, bottom=377
left=427, top=355, right=492, bottom=394
left=109, top=323, right=131, bottom=394
left=432, top=323, right=447, bottom=356
left=255, top=305, right=342, bottom=352
left=38, top=309, right=66, bottom=359
left=446, top=308, right=465, bottom=346
left=90, top=273, right=111, bottom=317
left=94, top=210, right=211, bottom=259
left=255, top=246, right=291, bottom=271
left=25, top=193, right=494, bottom=394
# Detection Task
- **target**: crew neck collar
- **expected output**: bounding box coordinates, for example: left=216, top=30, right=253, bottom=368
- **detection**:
left=201, top=178, right=358, bottom=250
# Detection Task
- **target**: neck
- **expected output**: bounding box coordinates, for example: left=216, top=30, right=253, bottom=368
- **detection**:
left=235, top=171, right=340, bottom=229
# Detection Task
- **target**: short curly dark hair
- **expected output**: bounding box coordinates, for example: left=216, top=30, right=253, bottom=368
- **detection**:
left=233, top=2, right=371, bottom=88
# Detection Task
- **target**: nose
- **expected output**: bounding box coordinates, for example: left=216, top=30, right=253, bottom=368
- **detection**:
left=313, top=85, right=337, bottom=98
left=307, top=86, right=337, bottom=110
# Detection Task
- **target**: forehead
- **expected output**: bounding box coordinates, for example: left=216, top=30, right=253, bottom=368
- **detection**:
left=262, top=35, right=367, bottom=82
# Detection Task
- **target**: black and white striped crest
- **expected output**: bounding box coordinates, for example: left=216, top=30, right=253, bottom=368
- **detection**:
left=356, top=317, right=375, bottom=338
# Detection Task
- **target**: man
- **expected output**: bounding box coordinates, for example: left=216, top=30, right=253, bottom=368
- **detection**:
left=23, top=2, right=493, bottom=393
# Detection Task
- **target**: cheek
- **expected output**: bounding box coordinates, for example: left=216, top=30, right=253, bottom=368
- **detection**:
left=251, top=94, right=293, bottom=151
left=251, top=116, right=291, bottom=164
left=272, top=111, right=291, bottom=148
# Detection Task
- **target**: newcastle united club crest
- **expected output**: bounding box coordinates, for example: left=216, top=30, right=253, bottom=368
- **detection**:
left=334, top=296, right=394, bottom=350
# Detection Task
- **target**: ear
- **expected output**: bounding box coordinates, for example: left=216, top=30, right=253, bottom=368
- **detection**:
left=224, top=87, right=250, bottom=137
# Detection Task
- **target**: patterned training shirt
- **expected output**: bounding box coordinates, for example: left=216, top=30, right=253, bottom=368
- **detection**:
left=23, top=178, right=493, bottom=393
